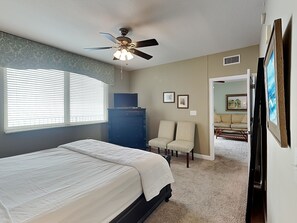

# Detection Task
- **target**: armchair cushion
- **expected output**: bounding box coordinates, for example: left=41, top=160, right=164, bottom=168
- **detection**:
left=148, top=138, right=173, bottom=149
left=167, top=140, right=194, bottom=153
left=158, top=120, right=175, bottom=139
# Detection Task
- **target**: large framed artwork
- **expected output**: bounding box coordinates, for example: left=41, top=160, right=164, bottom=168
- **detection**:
left=264, top=18, right=288, bottom=148
left=226, top=94, right=247, bottom=111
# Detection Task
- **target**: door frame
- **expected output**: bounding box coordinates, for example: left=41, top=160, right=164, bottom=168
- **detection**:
left=209, top=73, right=249, bottom=160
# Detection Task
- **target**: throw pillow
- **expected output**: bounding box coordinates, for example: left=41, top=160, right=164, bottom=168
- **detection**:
left=214, top=114, right=221, bottom=123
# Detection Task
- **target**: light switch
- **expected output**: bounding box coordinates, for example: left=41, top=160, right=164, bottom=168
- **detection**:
left=190, top=110, right=197, bottom=116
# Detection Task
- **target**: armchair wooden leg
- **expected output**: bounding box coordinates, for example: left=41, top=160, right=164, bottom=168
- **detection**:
left=176, top=151, right=178, bottom=157
left=171, top=150, right=173, bottom=156
left=192, top=149, right=194, bottom=160
left=187, top=153, right=189, bottom=168
left=158, top=148, right=160, bottom=154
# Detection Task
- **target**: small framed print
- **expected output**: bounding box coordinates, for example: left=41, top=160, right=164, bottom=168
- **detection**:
left=226, top=94, right=247, bottom=111
left=177, top=95, right=189, bottom=109
left=163, top=92, right=175, bottom=103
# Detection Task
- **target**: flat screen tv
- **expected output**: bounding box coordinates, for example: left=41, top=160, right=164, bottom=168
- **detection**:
left=114, top=93, right=138, bottom=108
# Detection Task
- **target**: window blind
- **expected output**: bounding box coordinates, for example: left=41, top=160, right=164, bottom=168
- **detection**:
left=5, top=68, right=64, bottom=131
left=70, top=73, right=106, bottom=123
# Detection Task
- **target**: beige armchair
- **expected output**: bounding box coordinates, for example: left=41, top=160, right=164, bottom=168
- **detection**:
left=148, top=120, right=176, bottom=154
left=167, top=121, right=195, bottom=168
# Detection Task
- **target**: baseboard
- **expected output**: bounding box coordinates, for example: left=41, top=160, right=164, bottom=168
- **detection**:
left=194, top=152, right=214, bottom=161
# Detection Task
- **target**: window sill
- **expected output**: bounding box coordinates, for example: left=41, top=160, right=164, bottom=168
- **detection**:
left=4, top=120, right=108, bottom=134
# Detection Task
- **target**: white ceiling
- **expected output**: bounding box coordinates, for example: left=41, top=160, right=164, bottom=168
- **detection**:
left=0, top=0, right=264, bottom=71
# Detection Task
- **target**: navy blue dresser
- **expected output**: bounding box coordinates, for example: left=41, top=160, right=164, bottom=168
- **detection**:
left=108, top=108, right=147, bottom=150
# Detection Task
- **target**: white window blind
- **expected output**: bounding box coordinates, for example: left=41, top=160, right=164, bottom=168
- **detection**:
left=4, top=69, right=108, bottom=133
left=70, top=73, right=106, bottom=123
left=5, top=68, right=64, bottom=132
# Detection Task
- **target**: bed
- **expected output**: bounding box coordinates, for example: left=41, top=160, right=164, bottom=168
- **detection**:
left=0, top=139, right=174, bottom=223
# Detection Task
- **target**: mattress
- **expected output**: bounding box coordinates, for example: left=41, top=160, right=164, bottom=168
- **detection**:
left=0, top=147, right=142, bottom=223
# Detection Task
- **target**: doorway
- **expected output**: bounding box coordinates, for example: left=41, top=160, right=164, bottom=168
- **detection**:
left=209, top=72, right=253, bottom=161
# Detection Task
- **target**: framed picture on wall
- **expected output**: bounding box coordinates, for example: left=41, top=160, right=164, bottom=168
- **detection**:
left=226, top=94, right=247, bottom=111
left=177, top=95, right=189, bottom=109
left=264, top=18, right=288, bottom=148
left=163, top=92, right=175, bottom=103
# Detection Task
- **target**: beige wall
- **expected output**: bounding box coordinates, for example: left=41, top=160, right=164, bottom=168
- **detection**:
left=259, top=0, right=297, bottom=222
left=108, top=68, right=130, bottom=108
left=208, top=45, right=259, bottom=77
left=130, top=45, right=258, bottom=156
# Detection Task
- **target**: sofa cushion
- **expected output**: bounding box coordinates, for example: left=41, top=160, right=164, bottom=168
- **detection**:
left=231, top=123, right=247, bottom=129
left=241, top=115, right=247, bottom=123
left=220, top=114, right=231, bottom=123
left=214, top=122, right=231, bottom=128
left=214, top=114, right=221, bottom=123
left=232, top=114, right=245, bottom=123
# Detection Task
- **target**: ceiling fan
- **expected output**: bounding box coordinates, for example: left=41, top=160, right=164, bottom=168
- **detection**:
left=85, top=28, right=159, bottom=61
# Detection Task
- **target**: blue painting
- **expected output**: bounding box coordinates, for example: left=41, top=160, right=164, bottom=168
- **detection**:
left=266, top=51, right=278, bottom=125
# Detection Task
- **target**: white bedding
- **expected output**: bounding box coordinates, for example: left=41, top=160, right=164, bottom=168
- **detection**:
left=59, top=139, right=174, bottom=201
left=0, top=139, right=174, bottom=223
left=0, top=147, right=142, bottom=223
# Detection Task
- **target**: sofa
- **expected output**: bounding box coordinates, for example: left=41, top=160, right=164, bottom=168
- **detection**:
left=214, top=113, right=247, bottom=130
left=214, top=113, right=248, bottom=141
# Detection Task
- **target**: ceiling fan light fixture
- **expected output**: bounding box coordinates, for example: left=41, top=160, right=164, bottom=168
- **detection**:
left=126, top=51, right=133, bottom=60
left=119, top=49, right=127, bottom=61
left=113, top=50, right=121, bottom=59
left=114, top=49, right=133, bottom=61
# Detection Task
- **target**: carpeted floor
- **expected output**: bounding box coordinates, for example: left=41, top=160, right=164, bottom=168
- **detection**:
left=145, top=138, right=249, bottom=223
left=215, top=137, right=249, bottom=165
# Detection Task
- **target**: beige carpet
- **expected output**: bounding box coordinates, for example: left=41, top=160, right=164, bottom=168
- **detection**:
left=145, top=139, right=249, bottom=223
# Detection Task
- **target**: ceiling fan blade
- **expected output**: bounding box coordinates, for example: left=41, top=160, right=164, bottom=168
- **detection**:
left=113, top=57, right=119, bottom=60
left=134, top=39, right=159, bottom=48
left=131, top=49, right=153, bottom=60
left=84, top=46, right=113, bottom=50
left=100, top=32, right=120, bottom=44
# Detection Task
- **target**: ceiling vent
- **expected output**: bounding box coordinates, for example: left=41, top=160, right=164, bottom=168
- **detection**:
left=223, top=54, right=240, bottom=66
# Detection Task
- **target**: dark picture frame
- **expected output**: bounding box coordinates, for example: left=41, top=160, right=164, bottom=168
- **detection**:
left=226, top=94, right=247, bottom=111
left=163, top=92, right=175, bottom=103
left=264, top=18, right=288, bottom=148
left=177, top=95, right=189, bottom=109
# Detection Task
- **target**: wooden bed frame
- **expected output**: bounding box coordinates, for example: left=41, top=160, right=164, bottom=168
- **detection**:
left=111, top=155, right=172, bottom=223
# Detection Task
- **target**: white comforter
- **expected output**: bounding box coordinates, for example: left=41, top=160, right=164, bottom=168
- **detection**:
left=0, top=139, right=174, bottom=223
left=0, top=147, right=143, bottom=223
left=59, top=139, right=174, bottom=201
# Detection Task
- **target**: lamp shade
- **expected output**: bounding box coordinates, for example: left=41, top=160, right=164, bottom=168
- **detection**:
left=113, top=50, right=121, bottom=59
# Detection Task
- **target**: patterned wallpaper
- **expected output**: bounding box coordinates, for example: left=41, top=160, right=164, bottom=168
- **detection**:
left=0, top=31, right=114, bottom=85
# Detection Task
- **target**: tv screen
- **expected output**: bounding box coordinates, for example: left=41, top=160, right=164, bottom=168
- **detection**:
left=114, top=93, right=138, bottom=108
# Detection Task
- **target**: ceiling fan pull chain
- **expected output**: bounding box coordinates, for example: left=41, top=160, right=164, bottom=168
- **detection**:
left=120, top=61, right=123, bottom=80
